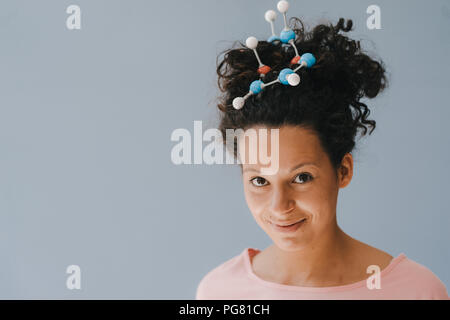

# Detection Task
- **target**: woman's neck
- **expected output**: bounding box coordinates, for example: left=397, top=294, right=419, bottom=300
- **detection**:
left=266, top=226, right=359, bottom=286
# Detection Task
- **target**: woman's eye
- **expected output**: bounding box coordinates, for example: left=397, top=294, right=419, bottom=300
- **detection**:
left=293, top=173, right=313, bottom=184
left=250, top=177, right=268, bottom=187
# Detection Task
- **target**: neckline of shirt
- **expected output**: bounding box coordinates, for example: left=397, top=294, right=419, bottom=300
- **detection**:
left=243, top=247, right=407, bottom=293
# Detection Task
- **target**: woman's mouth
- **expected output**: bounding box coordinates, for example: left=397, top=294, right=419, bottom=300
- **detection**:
left=269, top=218, right=307, bottom=233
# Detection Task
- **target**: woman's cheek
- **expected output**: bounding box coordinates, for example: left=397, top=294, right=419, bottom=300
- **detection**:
left=309, top=184, right=335, bottom=219
left=244, top=188, right=268, bottom=220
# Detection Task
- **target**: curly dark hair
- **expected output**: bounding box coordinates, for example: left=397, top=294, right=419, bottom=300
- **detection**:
left=216, top=17, right=388, bottom=170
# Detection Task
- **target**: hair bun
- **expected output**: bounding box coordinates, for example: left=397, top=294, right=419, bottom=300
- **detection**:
left=216, top=17, right=389, bottom=168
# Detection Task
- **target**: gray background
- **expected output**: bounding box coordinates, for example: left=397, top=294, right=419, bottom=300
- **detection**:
left=0, top=0, right=448, bottom=299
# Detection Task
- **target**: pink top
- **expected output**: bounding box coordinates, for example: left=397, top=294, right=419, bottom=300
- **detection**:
left=196, top=247, right=449, bottom=300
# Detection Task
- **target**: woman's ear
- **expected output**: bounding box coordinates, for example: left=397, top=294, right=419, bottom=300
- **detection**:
left=338, top=152, right=353, bottom=188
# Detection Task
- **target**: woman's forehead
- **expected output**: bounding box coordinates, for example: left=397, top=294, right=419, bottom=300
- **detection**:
left=237, top=126, right=323, bottom=158
left=237, top=125, right=325, bottom=173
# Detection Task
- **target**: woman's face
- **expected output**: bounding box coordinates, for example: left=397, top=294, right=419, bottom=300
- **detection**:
left=239, top=125, right=353, bottom=251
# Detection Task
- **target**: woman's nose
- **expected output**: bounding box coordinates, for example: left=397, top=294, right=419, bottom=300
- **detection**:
left=270, top=185, right=295, bottom=215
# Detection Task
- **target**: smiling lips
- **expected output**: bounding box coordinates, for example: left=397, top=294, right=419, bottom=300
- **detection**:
left=269, top=218, right=307, bottom=232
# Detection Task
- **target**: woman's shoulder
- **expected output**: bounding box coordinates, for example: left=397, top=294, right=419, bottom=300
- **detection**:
left=195, top=247, right=252, bottom=299
left=353, top=240, right=448, bottom=299
left=387, top=254, right=449, bottom=299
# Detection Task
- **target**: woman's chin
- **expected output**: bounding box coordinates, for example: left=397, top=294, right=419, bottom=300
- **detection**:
left=272, top=236, right=311, bottom=251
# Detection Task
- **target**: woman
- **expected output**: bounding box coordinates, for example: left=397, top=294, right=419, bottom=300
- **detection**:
left=196, top=9, right=449, bottom=299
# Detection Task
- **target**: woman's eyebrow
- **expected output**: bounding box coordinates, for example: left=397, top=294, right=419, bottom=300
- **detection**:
left=242, top=161, right=318, bottom=174
left=289, top=162, right=318, bottom=172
